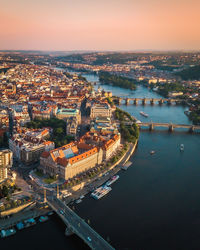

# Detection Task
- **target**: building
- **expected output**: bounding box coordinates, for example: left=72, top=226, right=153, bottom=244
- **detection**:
left=90, top=116, right=118, bottom=134
left=168, top=91, right=184, bottom=98
left=0, top=109, right=9, bottom=128
left=0, top=149, right=13, bottom=182
left=103, top=134, right=121, bottom=160
left=90, top=103, right=112, bottom=119
left=56, top=108, right=81, bottom=123
left=66, top=117, right=78, bottom=136
left=9, top=128, right=54, bottom=164
left=80, top=131, right=121, bottom=161
left=40, top=142, right=103, bottom=180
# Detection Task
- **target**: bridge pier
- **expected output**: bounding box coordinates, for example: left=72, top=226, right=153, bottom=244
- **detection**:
left=189, top=126, right=195, bottom=133
left=142, top=98, right=146, bottom=105
left=65, top=226, right=74, bottom=236
left=167, top=99, right=172, bottom=105
left=134, top=98, right=138, bottom=105
left=175, top=100, right=180, bottom=105
left=149, top=123, right=154, bottom=131
left=159, top=99, right=164, bottom=105
left=168, top=125, right=174, bottom=132
left=150, top=99, right=155, bottom=105
left=117, top=98, right=122, bottom=105
left=125, top=98, right=130, bottom=105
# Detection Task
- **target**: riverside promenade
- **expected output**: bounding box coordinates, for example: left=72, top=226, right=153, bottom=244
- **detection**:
left=63, top=141, right=138, bottom=204
left=0, top=206, right=50, bottom=230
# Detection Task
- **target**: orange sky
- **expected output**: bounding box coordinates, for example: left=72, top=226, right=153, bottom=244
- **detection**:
left=0, top=0, right=200, bottom=51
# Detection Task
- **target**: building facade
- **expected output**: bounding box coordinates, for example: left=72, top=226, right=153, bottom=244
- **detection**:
left=9, top=128, right=54, bottom=165
left=0, top=149, right=13, bottom=182
left=40, top=142, right=103, bottom=180
left=90, top=103, right=112, bottom=119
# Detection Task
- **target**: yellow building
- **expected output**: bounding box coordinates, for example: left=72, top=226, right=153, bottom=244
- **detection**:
left=0, top=149, right=13, bottom=182
left=40, top=142, right=103, bottom=180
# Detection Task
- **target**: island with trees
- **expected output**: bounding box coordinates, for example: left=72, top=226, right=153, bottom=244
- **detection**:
left=99, top=71, right=136, bottom=90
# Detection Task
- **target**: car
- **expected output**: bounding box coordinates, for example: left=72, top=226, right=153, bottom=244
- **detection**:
left=87, top=236, right=92, bottom=242
left=59, top=210, right=64, bottom=215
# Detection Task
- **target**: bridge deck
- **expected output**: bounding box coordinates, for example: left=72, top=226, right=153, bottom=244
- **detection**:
left=48, top=198, right=115, bottom=250
left=138, top=122, right=200, bottom=129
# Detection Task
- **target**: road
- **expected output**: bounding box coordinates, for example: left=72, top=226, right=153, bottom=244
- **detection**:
left=48, top=197, right=115, bottom=250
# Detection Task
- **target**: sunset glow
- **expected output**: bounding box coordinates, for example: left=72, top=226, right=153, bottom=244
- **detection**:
left=0, top=0, right=200, bottom=51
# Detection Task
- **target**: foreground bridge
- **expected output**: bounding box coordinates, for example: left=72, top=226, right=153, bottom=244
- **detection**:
left=138, top=122, right=200, bottom=132
left=47, top=197, right=115, bottom=250
left=114, top=97, right=185, bottom=106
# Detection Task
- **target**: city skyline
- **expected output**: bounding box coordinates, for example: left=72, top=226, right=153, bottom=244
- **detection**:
left=0, top=0, right=200, bottom=51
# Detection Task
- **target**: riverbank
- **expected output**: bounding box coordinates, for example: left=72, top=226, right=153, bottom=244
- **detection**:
left=64, top=141, right=138, bottom=204
left=0, top=205, right=50, bottom=230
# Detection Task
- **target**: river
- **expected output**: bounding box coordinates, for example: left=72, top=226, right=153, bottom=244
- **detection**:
left=1, top=70, right=200, bottom=250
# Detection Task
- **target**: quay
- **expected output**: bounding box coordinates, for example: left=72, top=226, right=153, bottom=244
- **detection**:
left=0, top=207, right=50, bottom=230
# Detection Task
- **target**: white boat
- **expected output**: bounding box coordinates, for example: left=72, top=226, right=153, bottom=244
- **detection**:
left=105, top=175, right=119, bottom=186
left=91, top=186, right=112, bottom=200
left=75, top=199, right=82, bottom=204
left=150, top=150, right=155, bottom=155
left=80, top=195, right=85, bottom=199
left=180, top=144, right=184, bottom=151
left=140, top=111, right=148, bottom=117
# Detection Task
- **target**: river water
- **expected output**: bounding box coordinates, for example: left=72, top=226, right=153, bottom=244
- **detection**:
left=1, top=70, right=200, bottom=250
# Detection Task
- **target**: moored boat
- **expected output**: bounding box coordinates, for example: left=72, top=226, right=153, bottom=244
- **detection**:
left=0, top=228, right=16, bottom=238
left=16, top=222, right=25, bottom=230
left=105, top=175, right=119, bottom=186
left=24, top=218, right=36, bottom=228
left=75, top=199, right=82, bottom=204
left=91, top=186, right=112, bottom=200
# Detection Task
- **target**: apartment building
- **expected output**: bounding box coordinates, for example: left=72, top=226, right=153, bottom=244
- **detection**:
left=9, top=128, right=54, bottom=164
left=0, top=149, right=13, bottom=182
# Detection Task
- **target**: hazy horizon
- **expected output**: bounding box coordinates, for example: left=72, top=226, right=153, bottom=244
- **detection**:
left=1, top=0, right=200, bottom=51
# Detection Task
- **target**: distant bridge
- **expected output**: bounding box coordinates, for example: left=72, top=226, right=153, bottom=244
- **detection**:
left=113, top=97, right=186, bottom=106
left=137, top=122, right=200, bottom=132
left=47, top=197, right=115, bottom=250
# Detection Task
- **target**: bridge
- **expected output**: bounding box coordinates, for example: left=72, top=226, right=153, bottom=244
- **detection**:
left=47, top=197, right=115, bottom=250
left=137, top=122, right=200, bottom=132
left=113, top=97, right=185, bottom=106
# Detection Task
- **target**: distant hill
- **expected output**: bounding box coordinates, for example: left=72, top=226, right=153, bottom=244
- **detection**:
left=175, top=65, right=200, bottom=80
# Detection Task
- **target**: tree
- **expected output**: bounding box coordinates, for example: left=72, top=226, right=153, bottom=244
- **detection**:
left=0, top=205, right=5, bottom=212
left=2, top=185, right=9, bottom=197
left=55, top=127, right=64, bottom=135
